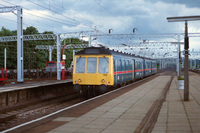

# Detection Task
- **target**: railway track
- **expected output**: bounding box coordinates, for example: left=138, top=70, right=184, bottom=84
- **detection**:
left=190, top=69, right=200, bottom=74
left=0, top=91, right=80, bottom=131
left=0, top=71, right=171, bottom=133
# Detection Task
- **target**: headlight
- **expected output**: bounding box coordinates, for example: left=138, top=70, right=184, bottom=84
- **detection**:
left=102, top=79, right=105, bottom=83
left=78, top=79, right=82, bottom=82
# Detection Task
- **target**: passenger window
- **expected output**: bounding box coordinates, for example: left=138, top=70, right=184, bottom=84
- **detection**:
left=99, top=57, right=109, bottom=73
left=127, top=60, right=130, bottom=70
left=76, top=57, right=85, bottom=73
left=124, top=60, right=126, bottom=70
left=135, top=61, right=137, bottom=69
left=114, top=60, right=116, bottom=71
left=118, top=59, right=122, bottom=71
left=87, top=57, right=97, bottom=73
left=120, top=60, right=122, bottom=71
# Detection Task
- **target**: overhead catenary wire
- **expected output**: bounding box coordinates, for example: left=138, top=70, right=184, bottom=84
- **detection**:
left=0, top=0, right=106, bottom=34
left=26, top=0, right=97, bottom=31
left=0, top=0, right=80, bottom=27
left=46, top=0, right=94, bottom=26
left=92, top=0, right=134, bottom=33
left=0, top=16, right=56, bottom=33
left=0, top=1, right=58, bottom=32
left=0, top=0, right=92, bottom=32
left=26, top=0, right=80, bottom=24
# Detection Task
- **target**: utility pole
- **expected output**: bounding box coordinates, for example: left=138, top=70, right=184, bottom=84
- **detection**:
left=0, top=6, right=23, bottom=82
left=167, top=15, right=200, bottom=101
left=17, top=6, right=23, bottom=82
left=57, top=34, right=61, bottom=80
left=4, top=48, right=6, bottom=70
left=184, top=21, right=189, bottom=101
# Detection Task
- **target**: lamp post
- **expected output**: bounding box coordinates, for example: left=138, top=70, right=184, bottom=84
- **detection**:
left=171, top=42, right=184, bottom=78
left=167, top=15, right=200, bottom=101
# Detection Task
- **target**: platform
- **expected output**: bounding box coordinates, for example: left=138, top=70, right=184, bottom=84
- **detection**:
left=23, top=73, right=200, bottom=133
left=0, top=79, right=72, bottom=93
left=152, top=72, right=200, bottom=133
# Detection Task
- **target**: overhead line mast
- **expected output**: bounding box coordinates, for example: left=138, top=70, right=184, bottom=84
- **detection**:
left=0, top=6, right=23, bottom=83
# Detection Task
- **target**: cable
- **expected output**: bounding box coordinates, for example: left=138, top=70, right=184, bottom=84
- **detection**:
left=0, top=0, right=93, bottom=31
left=0, top=16, right=55, bottom=33
left=92, top=0, right=133, bottom=32
left=0, top=0, right=79, bottom=26
left=25, top=0, right=101, bottom=31
left=26, top=0, right=80, bottom=24
left=0, top=16, right=17, bottom=23
left=0, top=0, right=104, bottom=33
left=46, top=1, right=93, bottom=26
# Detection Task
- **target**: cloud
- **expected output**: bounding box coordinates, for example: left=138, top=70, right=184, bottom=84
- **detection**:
left=0, top=0, right=200, bottom=50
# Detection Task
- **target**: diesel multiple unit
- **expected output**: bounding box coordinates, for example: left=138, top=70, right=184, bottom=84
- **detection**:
left=73, top=47, right=157, bottom=94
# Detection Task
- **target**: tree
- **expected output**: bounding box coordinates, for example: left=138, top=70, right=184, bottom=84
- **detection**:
left=43, top=31, right=54, bottom=34
left=0, top=26, right=89, bottom=69
left=23, top=26, right=39, bottom=35
left=0, top=27, right=13, bottom=36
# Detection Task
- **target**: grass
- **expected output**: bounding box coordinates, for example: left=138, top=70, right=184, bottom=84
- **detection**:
left=177, top=76, right=184, bottom=80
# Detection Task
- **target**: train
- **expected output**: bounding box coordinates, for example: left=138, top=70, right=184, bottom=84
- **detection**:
left=45, top=61, right=57, bottom=72
left=73, top=46, right=157, bottom=96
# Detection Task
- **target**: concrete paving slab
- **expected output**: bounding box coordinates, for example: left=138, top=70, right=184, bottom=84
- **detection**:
left=27, top=74, right=200, bottom=133
left=74, top=127, right=102, bottom=133
left=152, top=73, right=200, bottom=133
left=48, top=76, right=171, bottom=133
left=53, top=117, right=76, bottom=122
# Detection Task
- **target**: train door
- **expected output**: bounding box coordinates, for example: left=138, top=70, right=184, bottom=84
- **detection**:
left=132, top=59, right=135, bottom=79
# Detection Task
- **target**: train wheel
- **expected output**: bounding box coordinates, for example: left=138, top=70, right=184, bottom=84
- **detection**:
left=80, top=86, right=89, bottom=100
left=80, top=89, right=83, bottom=98
left=74, top=84, right=81, bottom=92
left=99, top=85, right=107, bottom=94
left=80, top=88, right=86, bottom=99
left=92, top=86, right=96, bottom=97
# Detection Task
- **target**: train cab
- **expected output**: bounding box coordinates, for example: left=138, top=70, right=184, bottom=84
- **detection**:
left=73, top=47, right=114, bottom=92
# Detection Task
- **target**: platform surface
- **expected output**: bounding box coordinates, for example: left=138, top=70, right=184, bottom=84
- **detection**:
left=152, top=72, right=200, bottom=133
left=0, top=79, right=72, bottom=93
left=24, top=73, right=200, bottom=133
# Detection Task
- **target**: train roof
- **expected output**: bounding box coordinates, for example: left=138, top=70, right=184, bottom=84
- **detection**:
left=76, top=47, right=112, bottom=55
left=76, top=46, right=155, bottom=61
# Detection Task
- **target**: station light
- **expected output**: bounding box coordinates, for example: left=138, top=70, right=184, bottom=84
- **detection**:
left=167, top=15, right=200, bottom=22
left=167, top=15, right=200, bottom=101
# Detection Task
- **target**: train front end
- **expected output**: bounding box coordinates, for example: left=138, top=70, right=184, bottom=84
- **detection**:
left=73, top=47, right=114, bottom=93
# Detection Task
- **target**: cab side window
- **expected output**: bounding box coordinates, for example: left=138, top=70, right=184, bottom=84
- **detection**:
left=99, top=57, right=109, bottom=73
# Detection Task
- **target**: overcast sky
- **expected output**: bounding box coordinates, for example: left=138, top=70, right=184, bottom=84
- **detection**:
left=0, top=0, right=200, bottom=50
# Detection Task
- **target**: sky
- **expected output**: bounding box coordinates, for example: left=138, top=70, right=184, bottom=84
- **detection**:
left=0, top=0, right=200, bottom=51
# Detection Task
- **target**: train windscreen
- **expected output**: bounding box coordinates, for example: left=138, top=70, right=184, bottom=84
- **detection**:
left=87, top=57, right=97, bottom=73
left=76, top=57, right=85, bottom=73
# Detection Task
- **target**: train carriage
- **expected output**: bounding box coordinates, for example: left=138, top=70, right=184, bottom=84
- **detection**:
left=113, top=54, right=134, bottom=84
left=73, top=47, right=157, bottom=95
